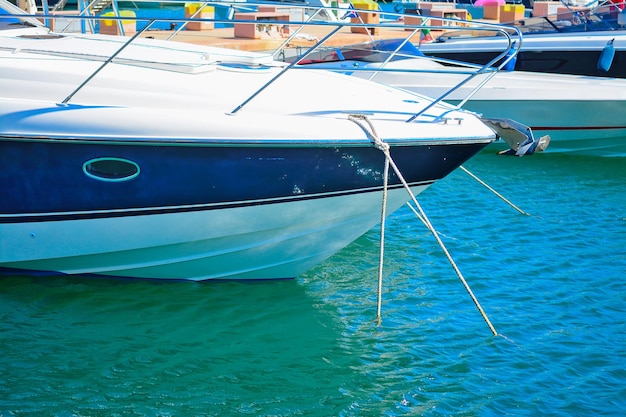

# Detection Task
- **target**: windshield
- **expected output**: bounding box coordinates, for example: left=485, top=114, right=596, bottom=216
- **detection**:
left=297, top=39, right=424, bottom=64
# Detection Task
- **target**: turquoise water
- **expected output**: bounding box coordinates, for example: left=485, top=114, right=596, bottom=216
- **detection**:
left=1, top=151, right=625, bottom=416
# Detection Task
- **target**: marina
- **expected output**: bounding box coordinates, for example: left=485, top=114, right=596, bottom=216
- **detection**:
left=1, top=0, right=625, bottom=415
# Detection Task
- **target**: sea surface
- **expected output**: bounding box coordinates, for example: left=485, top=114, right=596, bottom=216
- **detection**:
left=1, top=150, right=625, bottom=416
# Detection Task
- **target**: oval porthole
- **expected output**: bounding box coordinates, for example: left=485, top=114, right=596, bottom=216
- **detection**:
left=83, top=157, right=140, bottom=182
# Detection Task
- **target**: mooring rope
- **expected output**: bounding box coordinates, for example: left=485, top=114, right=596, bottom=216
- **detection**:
left=376, top=157, right=390, bottom=325
left=348, top=114, right=498, bottom=335
left=459, top=166, right=530, bottom=216
left=347, top=115, right=389, bottom=325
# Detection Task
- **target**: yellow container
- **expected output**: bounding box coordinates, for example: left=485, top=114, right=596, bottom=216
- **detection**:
left=184, top=3, right=215, bottom=15
left=350, top=1, right=380, bottom=34
left=184, top=3, right=215, bottom=31
left=102, top=10, right=136, bottom=27
left=499, top=4, right=525, bottom=22
left=100, top=10, right=136, bottom=35
left=351, top=0, right=378, bottom=10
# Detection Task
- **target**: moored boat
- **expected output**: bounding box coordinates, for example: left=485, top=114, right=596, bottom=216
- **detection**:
left=420, top=30, right=626, bottom=78
left=295, top=39, right=626, bottom=156
left=0, top=0, right=496, bottom=280
left=416, top=0, right=626, bottom=78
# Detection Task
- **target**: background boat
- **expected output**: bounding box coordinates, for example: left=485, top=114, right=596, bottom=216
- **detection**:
left=295, top=39, right=626, bottom=156
left=420, top=29, right=626, bottom=78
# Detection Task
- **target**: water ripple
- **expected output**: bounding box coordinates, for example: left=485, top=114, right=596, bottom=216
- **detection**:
left=2, top=153, right=625, bottom=416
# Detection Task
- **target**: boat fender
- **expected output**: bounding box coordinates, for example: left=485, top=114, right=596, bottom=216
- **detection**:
left=597, top=38, right=615, bottom=73
left=619, top=8, right=626, bottom=26
left=502, top=41, right=517, bottom=71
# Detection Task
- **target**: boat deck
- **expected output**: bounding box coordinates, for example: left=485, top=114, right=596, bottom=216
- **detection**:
left=140, top=24, right=448, bottom=52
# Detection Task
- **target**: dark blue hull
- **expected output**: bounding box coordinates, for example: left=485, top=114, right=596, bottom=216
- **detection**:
left=1, top=137, right=488, bottom=223
left=423, top=49, right=626, bottom=78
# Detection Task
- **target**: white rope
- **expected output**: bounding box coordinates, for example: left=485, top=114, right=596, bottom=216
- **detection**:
left=348, top=115, right=389, bottom=325
left=376, top=157, right=390, bottom=325
left=348, top=115, right=498, bottom=335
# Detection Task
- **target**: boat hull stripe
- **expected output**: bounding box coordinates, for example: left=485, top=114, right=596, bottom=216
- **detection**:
left=0, top=182, right=430, bottom=223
